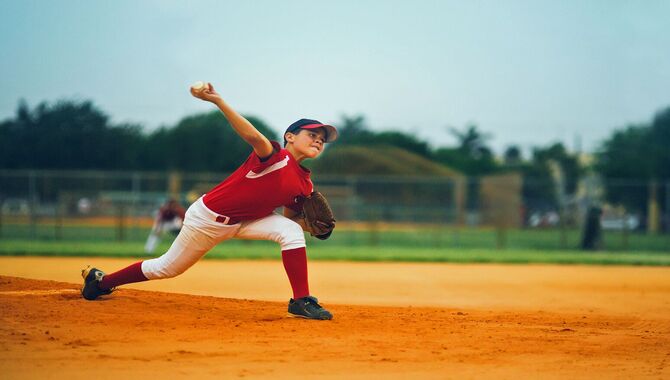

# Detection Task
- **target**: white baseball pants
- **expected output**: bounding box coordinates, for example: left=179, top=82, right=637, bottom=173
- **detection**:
left=141, top=196, right=306, bottom=279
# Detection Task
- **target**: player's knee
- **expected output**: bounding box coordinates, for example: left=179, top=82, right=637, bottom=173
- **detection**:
left=143, top=258, right=187, bottom=279
left=273, top=221, right=305, bottom=250
left=156, top=265, right=187, bottom=279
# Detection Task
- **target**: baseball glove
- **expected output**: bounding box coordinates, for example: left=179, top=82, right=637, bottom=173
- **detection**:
left=302, top=191, right=336, bottom=240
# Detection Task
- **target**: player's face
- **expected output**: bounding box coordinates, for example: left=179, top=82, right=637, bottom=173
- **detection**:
left=293, top=128, right=326, bottom=158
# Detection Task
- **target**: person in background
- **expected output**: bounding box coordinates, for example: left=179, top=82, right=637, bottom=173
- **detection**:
left=144, top=198, right=186, bottom=254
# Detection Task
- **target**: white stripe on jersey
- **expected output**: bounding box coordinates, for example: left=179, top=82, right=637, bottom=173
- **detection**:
left=245, top=156, right=290, bottom=179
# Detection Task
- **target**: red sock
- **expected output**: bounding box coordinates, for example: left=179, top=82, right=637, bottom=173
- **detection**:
left=99, top=261, right=148, bottom=290
left=281, top=247, right=310, bottom=299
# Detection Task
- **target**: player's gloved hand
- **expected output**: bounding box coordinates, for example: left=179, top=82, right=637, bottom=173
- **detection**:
left=302, top=191, right=336, bottom=240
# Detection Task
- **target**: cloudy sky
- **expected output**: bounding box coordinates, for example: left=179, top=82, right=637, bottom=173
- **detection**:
left=1, top=0, right=669, bottom=154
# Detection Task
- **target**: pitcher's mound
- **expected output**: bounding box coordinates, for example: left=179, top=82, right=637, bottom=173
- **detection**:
left=0, top=275, right=666, bottom=379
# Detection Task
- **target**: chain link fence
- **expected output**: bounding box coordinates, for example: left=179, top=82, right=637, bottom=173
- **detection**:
left=0, top=170, right=668, bottom=251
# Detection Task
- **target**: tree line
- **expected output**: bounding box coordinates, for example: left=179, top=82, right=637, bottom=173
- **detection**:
left=1, top=98, right=668, bottom=218
left=0, top=100, right=277, bottom=172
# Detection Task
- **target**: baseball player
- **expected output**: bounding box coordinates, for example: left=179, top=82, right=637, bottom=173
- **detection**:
left=81, top=82, right=337, bottom=320
left=144, top=198, right=186, bottom=254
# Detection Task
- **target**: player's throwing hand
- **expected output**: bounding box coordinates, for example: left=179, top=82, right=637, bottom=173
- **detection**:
left=190, top=82, right=221, bottom=103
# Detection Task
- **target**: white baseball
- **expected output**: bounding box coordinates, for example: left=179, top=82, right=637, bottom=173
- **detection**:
left=191, top=81, right=206, bottom=91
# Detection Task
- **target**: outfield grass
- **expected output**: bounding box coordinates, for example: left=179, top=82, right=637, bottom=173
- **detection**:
left=2, top=221, right=668, bottom=266
left=2, top=222, right=669, bottom=252
left=1, top=239, right=669, bottom=266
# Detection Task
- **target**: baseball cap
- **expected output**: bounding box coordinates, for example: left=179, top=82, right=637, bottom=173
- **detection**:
left=284, top=119, right=338, bottom=144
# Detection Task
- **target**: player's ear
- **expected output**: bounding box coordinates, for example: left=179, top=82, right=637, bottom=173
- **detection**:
left=284, top=132, right=295, bottom=144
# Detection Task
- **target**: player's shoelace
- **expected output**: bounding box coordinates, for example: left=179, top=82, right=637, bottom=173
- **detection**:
left=302, top=298, right=326, bottom=314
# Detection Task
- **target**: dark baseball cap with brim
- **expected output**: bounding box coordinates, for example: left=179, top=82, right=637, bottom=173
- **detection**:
left=284, top=118, right=338, bottom=144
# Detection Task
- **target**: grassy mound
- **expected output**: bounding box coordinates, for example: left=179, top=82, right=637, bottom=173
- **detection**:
left=311, top=145, right=462, bottom=177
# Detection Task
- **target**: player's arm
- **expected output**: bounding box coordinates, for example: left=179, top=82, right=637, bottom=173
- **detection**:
left=191, top=83, right=274, bottom=158
left=283, top=207, right=311, bottom=233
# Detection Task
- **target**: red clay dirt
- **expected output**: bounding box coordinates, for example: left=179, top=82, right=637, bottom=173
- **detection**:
left=1, top=258, right=669, bottom=379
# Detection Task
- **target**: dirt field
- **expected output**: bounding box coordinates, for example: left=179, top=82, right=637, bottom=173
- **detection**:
left=1, top=257, right=669, bottom=379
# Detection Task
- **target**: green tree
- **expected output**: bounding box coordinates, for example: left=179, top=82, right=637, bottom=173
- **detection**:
left=596, top=106, right=670, bottom=218
left=143, top=111, right=277, bottom=172
left=0, top=99, right=277, bottom=172
left=649, top=107, right=670, bottom=180
left=0, top=99, right=144, bottom=169
left=336, top=114, right=373, bottom=145
left=519, top=160, right=558, bottom=212
left=433, top=124, right=497, bottom=175
left=335, top=114, right=430, bottom=157
left=503, top=145, right=522, bottom=165
left=375, top=131, right=430, bottom=158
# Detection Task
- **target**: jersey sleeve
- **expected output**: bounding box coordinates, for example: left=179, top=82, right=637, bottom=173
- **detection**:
left=246, top=141, right=284, bottom=171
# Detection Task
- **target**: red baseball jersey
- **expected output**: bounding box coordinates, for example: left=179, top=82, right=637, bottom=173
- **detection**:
left=202, top=141, right=313, bottom=221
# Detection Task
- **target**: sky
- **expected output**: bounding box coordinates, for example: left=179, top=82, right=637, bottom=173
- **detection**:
left=1, top=0, right=669, bottom=155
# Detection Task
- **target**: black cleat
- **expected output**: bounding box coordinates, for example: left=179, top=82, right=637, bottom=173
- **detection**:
left=288, top=296, right=333, bottom=320
left=81, top=266, right=114, bottom=300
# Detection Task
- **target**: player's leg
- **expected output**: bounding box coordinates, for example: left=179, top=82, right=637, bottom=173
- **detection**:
left=83, top=226, right=223, bottom=300
left=144, top=226, right=161, bottom=254
left=236, top=214, right=308, bottom=297
left=140, top=200, right=239, bottom=280
left=234, top=214, right=332, bottom=320
left=81, top=198, right=239, bottom=300
left=144, top=234, right=159, bottom=253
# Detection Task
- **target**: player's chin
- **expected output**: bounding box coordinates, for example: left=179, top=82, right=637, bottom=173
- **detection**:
left=306, top=147, right=322, bottom=158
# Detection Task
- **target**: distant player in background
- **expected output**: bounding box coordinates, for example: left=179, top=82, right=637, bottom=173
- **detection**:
left=80, top=81, right=337, bottom=320
left=144, top=198, right=186, bottom=254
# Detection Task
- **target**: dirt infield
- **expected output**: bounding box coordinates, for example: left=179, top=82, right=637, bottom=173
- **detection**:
left=1, top=258, right=669, bottom=379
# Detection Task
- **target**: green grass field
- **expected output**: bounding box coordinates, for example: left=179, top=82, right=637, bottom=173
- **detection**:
left=1, top=238, right=669, bottom=266
left=2, top=222, right=669, bottom=250
left=2, top=221, right=669, bottom=266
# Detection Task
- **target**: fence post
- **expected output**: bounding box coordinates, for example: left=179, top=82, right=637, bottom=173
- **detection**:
left=367, top=206, right=380, bottom=246
left=621, top=209, right=629, bottom=250
left=346, top=176, right=358, bottom=246
left=55, top=198, right=63, bottom=240
left=451, top=178, right=462, bottom=247
left=117, top=204, right=126, bottom=241
left=168, top=171, right=181, bottom=200
left=666, top=181, right=670, bottom=250
left=432, top=223, right=442, bottom=248
left=454, top=177, right=466, bottom=227
left=29, top=170, right=37, bottom=239
left=132, top=172, right=141, bottom=240
left=496, top=225, right=507, bottom=250
left=559, top=207, right=567, bottom=249
left=647, top=180, right=659, bottom=234
left=346, top=176, right=357, bottom=221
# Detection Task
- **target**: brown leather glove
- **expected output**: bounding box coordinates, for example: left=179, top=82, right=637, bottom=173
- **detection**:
left=302, top=191, right=336, bottom=239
